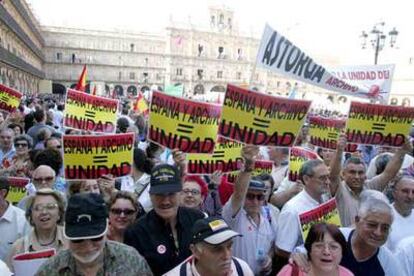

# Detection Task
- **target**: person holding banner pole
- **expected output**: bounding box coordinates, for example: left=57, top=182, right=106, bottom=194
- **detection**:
left=222, top=145, right=275, bottom=275
left=329, top=133, right=413, bottom=227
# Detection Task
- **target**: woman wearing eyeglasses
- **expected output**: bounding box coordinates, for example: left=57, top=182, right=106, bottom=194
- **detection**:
left=277, top=223, right=353, bottom=276
left=179, top=175, right=208, bottom=211
left=107, top=191, right=139, bottom=243
left=0, top=134, right=33, bottom=177
left=7, top=189, right=68, bottom=271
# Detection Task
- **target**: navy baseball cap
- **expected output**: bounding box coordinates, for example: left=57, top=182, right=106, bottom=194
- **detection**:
left=149, top=164, right=182, bottom=194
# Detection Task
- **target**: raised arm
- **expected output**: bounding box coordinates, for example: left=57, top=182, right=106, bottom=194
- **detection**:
left=329, top=133, right=346, bottom=196
left=230, top=145, right=259, bottom=216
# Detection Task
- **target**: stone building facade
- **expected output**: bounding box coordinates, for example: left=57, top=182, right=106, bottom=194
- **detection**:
left=0, top=0, right=45, bottom=94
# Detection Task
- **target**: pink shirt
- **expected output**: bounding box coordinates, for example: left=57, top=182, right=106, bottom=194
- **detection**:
left=277, top=264, right=354, bottom=276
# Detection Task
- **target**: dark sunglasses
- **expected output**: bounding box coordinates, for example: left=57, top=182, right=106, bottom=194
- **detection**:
left=246, top=193, right=265, bottom=201
left=14, top=143, right=28, bottom=148
left=71, top=236, right=104, bottom=244
left=110, top=208, right=136, bottom=216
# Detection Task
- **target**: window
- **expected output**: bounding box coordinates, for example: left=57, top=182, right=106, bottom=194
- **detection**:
left=156, top=73, right=162, bottom=80
left=56, top=52, right=62, bottom=61
left=143, top=72, right=148, bottom=83
left=118, top=72, right=122, bottom=80
left=210, top=16, right=215, bottom=26
left=237, top=48, right=242, bottom=60
left=218, top=46, right=224, bottom=59
left=130, top=72, right=135, bottom=80
left=130, top=43, right=135, bottom=52
left=197, top=69, right=203, bottom=79
left=217, top=71, right=223, bottom=79
left=176, top=68, right=183, bottom=76
left=72, top=53, right=76, bottom=63
left=236, top=72, right=242, bottom=80
left=198, top=44, right=204, bottom=57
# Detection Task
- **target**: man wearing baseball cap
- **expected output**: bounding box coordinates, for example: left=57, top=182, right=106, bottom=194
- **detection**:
left=222, top=145, right=276, bottom=275
left=165, top=217, right=253, bottom=275
left=36, top=193, right=152, bottom=276
left=124, top=163, right=204, bottom=275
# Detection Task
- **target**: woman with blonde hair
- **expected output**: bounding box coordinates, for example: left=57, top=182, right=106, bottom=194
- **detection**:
left=7, top=189, right=67, bottom=271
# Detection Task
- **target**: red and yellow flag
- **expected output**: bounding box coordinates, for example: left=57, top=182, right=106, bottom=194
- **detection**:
left=92, top=85, right=97, bottom=96
left=75, top=65, right=87, bottom=92
left=134, top=92, right=149, bottom=116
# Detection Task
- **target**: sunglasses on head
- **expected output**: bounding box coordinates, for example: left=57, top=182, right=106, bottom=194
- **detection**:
left=71, top=236, right=104, bottom=244
left=246, top=193, right=265, bottom=201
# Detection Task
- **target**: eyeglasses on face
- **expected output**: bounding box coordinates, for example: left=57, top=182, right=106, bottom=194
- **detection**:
left=33, top=176, right=54, bottom=183
left=71, top=236, right=104, bottom=244
left=181, top=189, right=201, bottom=196
left=246, top=193, right=265, bottom=201
left=312, top=242, right=341, bottom=252
left=14, top=142, right=28, bottom=148
left=32, top=203, right=58, bottom=212
left=110, top=208, right=136, bottom=216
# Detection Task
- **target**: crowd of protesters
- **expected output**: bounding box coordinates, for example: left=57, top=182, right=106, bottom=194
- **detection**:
left=0, top=92, right=413, bottom=276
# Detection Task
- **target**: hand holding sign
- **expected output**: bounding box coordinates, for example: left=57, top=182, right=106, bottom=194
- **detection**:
left=241, top=145, right=260, bottom=170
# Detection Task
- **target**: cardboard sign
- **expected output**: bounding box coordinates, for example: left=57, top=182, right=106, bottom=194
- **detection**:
left=219, top=84, right=310, bottom=146
left=330, top=64, right=395, bottom=102
left=256, top=24, right=375, bottom=99
left=299, top=198, right=341, bottom=241
left=149, top=91, right=221, bottom=153
left=346, top=101, right=414, bottom=147
left=63, top=133, right=134, bottom=179
left=226, top=160, right=273, bottom=183
left=6, top=177, right=29, bottom=205
left=187, top=139, right=243, bottom=174
left=64, top=89, right=119, bottom=133
left=0, top=84, right=23, bottom=113
left=288, top=147, right=320, bottom=182
left=309, top=116, right=346, bottom=150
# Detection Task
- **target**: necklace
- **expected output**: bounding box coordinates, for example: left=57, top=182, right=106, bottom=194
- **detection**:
left=38, top=230, right=57, bottom=246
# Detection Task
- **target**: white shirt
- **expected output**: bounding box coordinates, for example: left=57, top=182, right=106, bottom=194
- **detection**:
left=164, top=256, right=253, bottom=276
left=275, top=190, right=320, bottom=253
left=52, top=109, right=64, bottom=129
left=395, top=236, right=414, bottom=276
left=222, top=198, right=276, bottom=275
left=0, top=203, right=30, bottom=261
left=273, top=176, right=295, bottom=194
left=385, top=204, right=414, bottom=252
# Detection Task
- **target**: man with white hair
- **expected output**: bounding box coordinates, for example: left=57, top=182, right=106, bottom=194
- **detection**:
left=339, top=197, right=402, bottom=276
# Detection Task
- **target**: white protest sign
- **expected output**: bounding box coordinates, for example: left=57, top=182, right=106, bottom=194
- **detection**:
left=329, top=64, right=395, bottom=103
left=256, top=24, right=377, bottom=99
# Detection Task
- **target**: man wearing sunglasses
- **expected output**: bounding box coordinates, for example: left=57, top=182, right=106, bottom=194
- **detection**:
left=222, top=145, right=276, bottom=275
left=36, top=193, right=153, bottom=276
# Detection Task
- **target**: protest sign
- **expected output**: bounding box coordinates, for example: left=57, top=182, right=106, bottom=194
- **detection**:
left=187, top=139, right=243, bottom=174
left=309, top=116, right=346, bottom=150
left=0, top=84, right=23, bottom=113
left=346, top=101, right=414, bottom=147
left=6, top=177, right=29, bottom=205
left=256, top=24, right=376, bottom=99
left=64, top=89, right=119, bottom=133
left=13, top=248, right=56, bottom=276
left=226, top=160, right=273, bottom=183
left=63, top=133, right=134, bottom=180
left=330, top=64, right=395, bottom=102
left=219, top=84, right=310, bottom=146
left=149, top=91, right=221, bottom=153
left=299, top=198, right=341, bottom=241
left=288, top=147, right=320, bottom=182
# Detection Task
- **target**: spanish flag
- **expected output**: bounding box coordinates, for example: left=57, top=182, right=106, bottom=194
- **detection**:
left=134, top=92, right=149, bottom=116
left=75, top=65, right=87, bottom=92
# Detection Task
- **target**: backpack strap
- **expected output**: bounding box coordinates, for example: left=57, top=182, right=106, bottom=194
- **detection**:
left=232, top=257, right=244, bottom=276
left=179, top=262, right=187, bottom=276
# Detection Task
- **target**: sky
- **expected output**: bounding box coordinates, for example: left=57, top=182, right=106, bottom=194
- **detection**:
left=27, top=0, right=413, bottom=67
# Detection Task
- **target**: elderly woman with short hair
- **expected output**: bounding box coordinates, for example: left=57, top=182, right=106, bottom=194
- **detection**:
left=7, top=189, right=67, bottom=271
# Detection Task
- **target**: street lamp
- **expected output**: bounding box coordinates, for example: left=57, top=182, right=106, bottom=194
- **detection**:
left=360, top=22, right=398, bottom=64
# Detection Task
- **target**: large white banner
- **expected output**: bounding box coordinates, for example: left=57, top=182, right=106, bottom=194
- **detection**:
left=329, top=64, right=395, bottom=103
left=256, top=24, right=376, bottom=99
